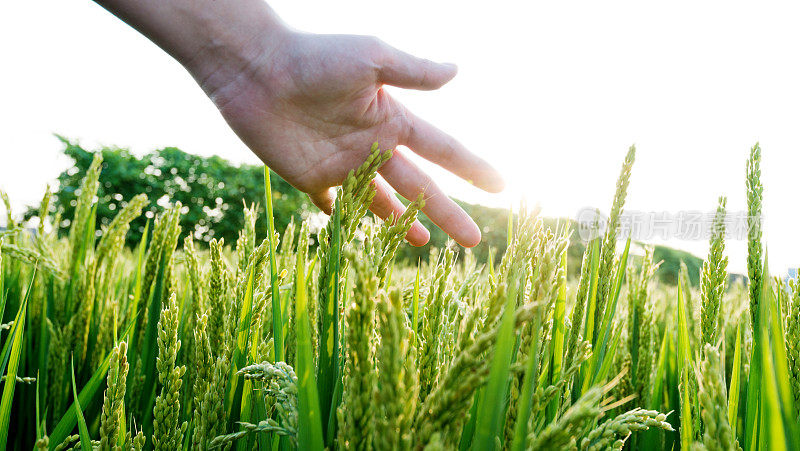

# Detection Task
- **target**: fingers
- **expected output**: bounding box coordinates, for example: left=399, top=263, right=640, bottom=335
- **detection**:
left=308, top=180, right=430, bottom=247
left=368, top=178, right=430, bottom=246
left=376, top=44, right=458, bottom=91
left=402, top=111, right=505, bottom=193
left=380, top=151, right=482, bottom=248
left=308, top=188, right=335, bottom=215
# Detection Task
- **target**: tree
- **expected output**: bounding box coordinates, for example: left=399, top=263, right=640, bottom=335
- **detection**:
left=41, top=136, right=311, bottom=246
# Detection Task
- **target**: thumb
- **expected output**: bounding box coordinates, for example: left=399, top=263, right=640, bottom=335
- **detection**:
left=377, top=46, right=458, bottom=91
left=308, top=188, right=335, bottom=215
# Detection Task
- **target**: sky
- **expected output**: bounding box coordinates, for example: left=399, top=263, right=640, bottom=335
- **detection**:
left=2, top=0, right=800, bottom=274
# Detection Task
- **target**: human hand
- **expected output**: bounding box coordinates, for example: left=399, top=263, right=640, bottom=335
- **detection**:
left=96, top=0, right=504, bottom=247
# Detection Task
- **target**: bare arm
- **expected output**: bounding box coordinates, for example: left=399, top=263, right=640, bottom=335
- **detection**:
left=94, top=0, right=504, bottom=247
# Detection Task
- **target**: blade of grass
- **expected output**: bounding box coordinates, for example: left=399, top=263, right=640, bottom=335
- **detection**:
left=70, top=357, right=92, bottom=451
left=594, top=325, right=624, bottom=386
left=590, top=237, right=631, bottom=385
left=649, top=325, right=670, bottom=409
left=318, top=194, right=341, bottom=444
left=506, top=206, right=513, bottom=248
left=472, top=269, right=520, bottom=450
left=0, top=275, right=29, bottom=450
left=510, top=307, right=543, bottom=451
left=295, top=247, right=324, bottom=450
left=676, top=268, right=694, bottom=450
left=680, top=363, right=693, bottom=451
left=545, top=251, right=567, bottom=422
left=745, top=257, right=767, bottom=451
left=676, top=269, right=691, bottom=372
left=35, top=370, right=42, bottom=441
left=765, top=264, right=800, bottom=448
left=728, top=323, right=742, bottom=438
left=228, top=264, right=256, bottom=429
left=264, top=166, right=283, bottom=362
left=641, top=326, right=671, bottom=448
left=487, top=247, right=495, bottom=285
left=578, top=238, right=600, bottom=396
left=49, top=318, right=135, bottom=450
left=411, top=260, right=421, bottom=338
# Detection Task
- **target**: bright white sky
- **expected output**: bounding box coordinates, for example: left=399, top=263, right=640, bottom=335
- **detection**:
left=2, top=0, right=800, bottom=274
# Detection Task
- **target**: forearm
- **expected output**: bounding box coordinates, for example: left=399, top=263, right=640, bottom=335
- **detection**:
left=93, top=0, right=289, bottom=94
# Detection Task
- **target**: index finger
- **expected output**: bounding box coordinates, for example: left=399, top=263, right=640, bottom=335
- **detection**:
left=379, top=151, right=481, bottom=248
left=402, top=111, right=505, bottom=193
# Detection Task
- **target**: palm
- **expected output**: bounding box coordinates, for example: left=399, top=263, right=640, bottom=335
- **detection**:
left=210, top=32, right=503, bottom=247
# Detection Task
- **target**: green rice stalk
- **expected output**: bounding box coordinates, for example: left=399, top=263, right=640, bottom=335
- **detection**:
left=0, top=190, right=13, bottom=229
left=415, top=301, right=539, bottom=448
left=69, top=358, right=93, bottom=451
left=294, top=231, right=324, bottom=450
left=785, top=278, right=800, bottom=418
left=471, top=268, right=521, bottom=451
left=95, top=193, right=148, bottom=272
left=700, top=197, right=728, bottom=348
left=264, top=167, right=284, bottom=363
left=206, top=238, right=229, bottom=355
left=528, top=386, right=604, bottom=451
left=0, top=277, right=30, bottom=449
left=728, top=323, right=742, bottom=440
left=337, top=247, right=379, bottom=450
left=418, top=248, right=455, bottom=402
left=694, top=344, right=740, bottom=451
left=565, top=241, right=594, bottom=375
left=99, top=341, right=129, bottom=449
left=152, top=292, right=188, bottom=450
left=580, top=408, right=673, bottom=450
left=68, top=153, right=103, bottom=275
left=746, top=143, right=763, bottom=333
left=37, top=185, right=52, bottom=239
left=594, top=145, right=636, bottom=344
left=374, top=288, right=418, bottom=451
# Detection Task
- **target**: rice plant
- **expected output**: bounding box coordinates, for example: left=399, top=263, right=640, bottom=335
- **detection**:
left=0, top=141, right=790, bottom=450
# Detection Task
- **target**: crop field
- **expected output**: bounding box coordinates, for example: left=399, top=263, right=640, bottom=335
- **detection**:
left=0, top=142, right=793, bottom=450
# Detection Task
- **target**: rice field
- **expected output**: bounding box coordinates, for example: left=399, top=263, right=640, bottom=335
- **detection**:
left=0, top=142, right=792, bottom=450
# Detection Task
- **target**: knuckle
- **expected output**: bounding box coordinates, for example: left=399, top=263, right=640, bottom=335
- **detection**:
left=363, top=36, right=387, bottom=57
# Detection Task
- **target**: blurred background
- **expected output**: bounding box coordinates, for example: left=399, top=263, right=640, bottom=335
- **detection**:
left=3, top=0, right=800, bottom=275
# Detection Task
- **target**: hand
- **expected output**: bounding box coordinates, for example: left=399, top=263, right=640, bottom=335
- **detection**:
left=95, top=0, right=504, bottom=247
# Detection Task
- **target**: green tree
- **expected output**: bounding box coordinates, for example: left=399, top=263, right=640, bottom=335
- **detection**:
left=41, top=136, right=311, bottom=246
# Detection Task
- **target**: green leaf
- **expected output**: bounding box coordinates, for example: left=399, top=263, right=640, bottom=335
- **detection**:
left=70, top=357, right=93, bottom=451
left=265, top=166, right=284, bottom=362
left=49, top=318, right=135, bottom=450
left=545, top=251, right=567, bottom=422
left=649, top=324, right=671, bottom=409
left=228, top=264, right=256, bottom=428
left=588, top=237, right=630, bottom=387
left=676, top=269, right=692, bottom=372
left=765, top=262, right=800, bottom=448
left=506, top=206, right=513, bottom=248
left=745, top=257, right=768, bottom=451
left=0, top=276, right=29, bottom=450
left=579, top=238, right=601, bottom=394
left=676, top=268, right=694, bottom=450
left=728, top=323, right=742, bottom=438
left=472, top=270, right=520, bottom=450
left=35, top=370, right=42, bottom=441
left=411, top=260, right=421, bottom=338
left=510, top=307, right=543, bottom=451
left=295, top=248, right=324, bottom=450
left=318, top=193, right=342, bottom=446
left=680, top=363, right=693, bottom=451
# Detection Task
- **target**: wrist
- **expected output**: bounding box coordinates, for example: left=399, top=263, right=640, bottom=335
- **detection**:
left=179, top=2, right=291, bottom=97
left=95, top=0, right=290, bottom=98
